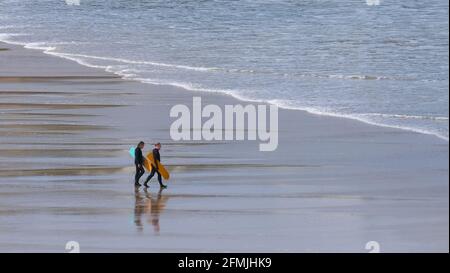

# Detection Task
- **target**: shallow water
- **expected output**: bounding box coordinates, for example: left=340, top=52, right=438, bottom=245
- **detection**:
left=0, top=0, right=448, bottom=140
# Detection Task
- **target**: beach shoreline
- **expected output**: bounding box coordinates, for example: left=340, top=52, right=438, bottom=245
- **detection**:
left=0, top=41, right=448, bottom=252
left=1, top=36, right=448, bottom=142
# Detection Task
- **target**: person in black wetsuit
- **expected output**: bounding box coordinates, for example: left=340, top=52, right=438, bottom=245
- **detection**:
left=134, top=141, right=145, bottom=186
left=144, top=142, right=167, bottom=189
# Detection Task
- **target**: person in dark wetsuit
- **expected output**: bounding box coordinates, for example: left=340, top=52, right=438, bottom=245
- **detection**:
left=134, top=141, right=145, bottom=186
left=144, top=142, right=167, bottom=189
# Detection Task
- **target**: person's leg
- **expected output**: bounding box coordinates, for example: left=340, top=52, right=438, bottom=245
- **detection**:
left=138, top=166, right=145, bottom=179
left=144, top=168, right=156, bottom=187
left=134, top=164, right=141, bottom=184
left=156, top=171, right=166, bottom=188
left=135, top=165, right=145, bottom=186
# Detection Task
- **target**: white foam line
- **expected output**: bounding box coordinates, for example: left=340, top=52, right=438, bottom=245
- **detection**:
left=0, top=33, right=217, bottom=72
left=136, top=78, right=449, bottom=142
left=261, top=99, right=449, bottom=141
left=361, top=113, right=449, bottom=121
left=297, top=108, right=449, bottom=141
left=52, top=52, right=218, bottom=72
left=0, top=35, right=448, bottom=142
left=0, top=24, right=33, bottom=30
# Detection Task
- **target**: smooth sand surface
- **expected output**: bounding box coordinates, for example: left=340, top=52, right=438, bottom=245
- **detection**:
left=0, top=42, right=448, bottom=252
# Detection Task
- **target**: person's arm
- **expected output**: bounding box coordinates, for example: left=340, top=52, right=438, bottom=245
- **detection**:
left=153, top=149, right=159, bottom=170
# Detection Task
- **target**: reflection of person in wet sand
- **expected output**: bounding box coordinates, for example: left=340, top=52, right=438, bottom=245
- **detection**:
left=134, top=188, right=169, bottom=233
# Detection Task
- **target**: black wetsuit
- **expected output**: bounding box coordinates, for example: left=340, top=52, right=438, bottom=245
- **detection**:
left=134, top=147, right=145, bottom=184
left=145, top=148, right=163, bottom=186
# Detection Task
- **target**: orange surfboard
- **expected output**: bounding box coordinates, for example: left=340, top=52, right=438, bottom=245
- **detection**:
left=146, top=152, right=170, bottom=180
left=143, top=157, right=152, bottom=172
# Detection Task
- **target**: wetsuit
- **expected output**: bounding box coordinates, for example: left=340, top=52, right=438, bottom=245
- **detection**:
left=144, top=148, right=164, bottom=187
left=134, top=147, right=145, bottom=185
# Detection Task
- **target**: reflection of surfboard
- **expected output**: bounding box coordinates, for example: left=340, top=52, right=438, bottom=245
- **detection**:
left=146, top=151, right=170, bottom=180
left=128, top=147, right=151, bottom=171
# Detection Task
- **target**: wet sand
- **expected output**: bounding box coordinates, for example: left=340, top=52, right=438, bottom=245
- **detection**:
left=0, top=42, right=448, bottom=252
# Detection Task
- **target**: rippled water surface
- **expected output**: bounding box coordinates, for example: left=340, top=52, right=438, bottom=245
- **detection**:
left=0, top=0, right=448, bottom=139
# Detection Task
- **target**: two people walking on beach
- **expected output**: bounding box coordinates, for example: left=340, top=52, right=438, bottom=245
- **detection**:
left=134, top=141, right=167, bottom=189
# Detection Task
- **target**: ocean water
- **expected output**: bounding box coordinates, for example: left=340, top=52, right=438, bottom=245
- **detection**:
left=0, top=0, right=448, bottom=140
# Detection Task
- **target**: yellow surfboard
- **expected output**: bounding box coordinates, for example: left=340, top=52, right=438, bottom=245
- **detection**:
left=146, top=152, right=170, bottom=180
left=143, top=157, right=152, bottom=172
